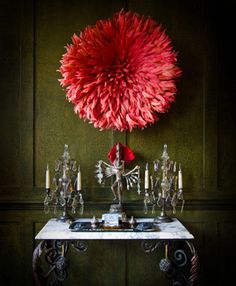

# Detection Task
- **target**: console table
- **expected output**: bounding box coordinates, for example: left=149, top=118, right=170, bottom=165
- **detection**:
left=32, top=218, right=199, bottom=286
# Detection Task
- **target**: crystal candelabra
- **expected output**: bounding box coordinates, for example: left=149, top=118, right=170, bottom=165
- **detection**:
left=143, top=144, right=185, bottom=223
left=44, top=144, right=84, bottom=222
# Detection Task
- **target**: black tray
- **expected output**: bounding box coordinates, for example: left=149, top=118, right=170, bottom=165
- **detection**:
left=69, top=221, right=157, bottom=232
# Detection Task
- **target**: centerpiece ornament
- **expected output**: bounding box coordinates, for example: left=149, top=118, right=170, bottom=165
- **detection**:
left=59, top=10, right=182, bottom=131
left=95, top=142, right=140, bottom=220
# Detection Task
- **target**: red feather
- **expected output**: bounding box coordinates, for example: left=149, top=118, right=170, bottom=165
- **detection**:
left=108, top=143, right=135, bottom=164
left=59, top=10, right=182, bottom=131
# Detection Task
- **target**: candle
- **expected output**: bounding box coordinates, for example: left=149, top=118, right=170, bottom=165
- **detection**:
left=178, top=164, right=183, bottom=190
left=45, top=164, right=50, bottom=189
left=77, top=166, right=82, bottom=191
left=144, top=163, right=149, bottom=190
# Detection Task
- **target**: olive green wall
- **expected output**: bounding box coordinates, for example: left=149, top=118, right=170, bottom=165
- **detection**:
left=0, top=0, right=235, bottom=285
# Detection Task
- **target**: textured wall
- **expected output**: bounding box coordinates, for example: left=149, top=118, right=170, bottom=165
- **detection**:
left=0, top=0, right=235, bottom=285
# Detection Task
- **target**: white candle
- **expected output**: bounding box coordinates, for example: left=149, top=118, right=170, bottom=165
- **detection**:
left=46, top=164, right=50, bottom=189
left=178, top=164, right=183, bottom=189
left=77, top=166, right=82, bottom=191
left=144, top=163, right=149, bottom=189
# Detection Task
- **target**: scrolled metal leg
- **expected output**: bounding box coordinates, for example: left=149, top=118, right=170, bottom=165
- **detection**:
left=185, top=241, right=199, bottom=286
left=44, top=240, right=69, bottom=285
left=32, top=241, right=47, bottom=286
left=140, top=240, right=199, bottom=286
left=32, top=240, right=70, bottom=286
left=165, top=240, right=199, bottom=286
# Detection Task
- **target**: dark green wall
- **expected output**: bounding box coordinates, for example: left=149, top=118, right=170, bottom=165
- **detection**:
left=0, top=0, right=235, bottom=285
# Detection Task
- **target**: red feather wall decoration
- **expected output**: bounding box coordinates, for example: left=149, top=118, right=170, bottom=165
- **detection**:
left=59, top=10, right=182, bottom=131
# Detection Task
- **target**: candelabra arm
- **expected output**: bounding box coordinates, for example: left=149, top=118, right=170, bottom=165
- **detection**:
left=57, top=197, right=74, bottom=222
left=154, top=197, right=172, bottom=224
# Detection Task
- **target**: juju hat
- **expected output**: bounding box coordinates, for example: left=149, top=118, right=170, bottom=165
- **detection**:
left=59, top=10, right=182, bottom=131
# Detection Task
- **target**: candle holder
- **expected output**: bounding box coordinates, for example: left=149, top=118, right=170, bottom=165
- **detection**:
left=43, top=144, right=84, bottom=222
left=143, top=144, right=184, bottom=223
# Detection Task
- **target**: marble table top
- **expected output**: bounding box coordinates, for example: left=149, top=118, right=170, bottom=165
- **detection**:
left=35, top=218, right=194, bottom=240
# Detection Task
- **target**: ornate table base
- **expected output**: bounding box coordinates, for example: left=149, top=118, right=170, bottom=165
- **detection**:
left=141, top=240, right=199, bottom=286
left=33, top=239, right=198, bottom=286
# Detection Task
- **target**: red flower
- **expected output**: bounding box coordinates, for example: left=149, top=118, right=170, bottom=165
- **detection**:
left=59, top=10, right=182, bottom=131
left=108, top=142, right=135, bottom=164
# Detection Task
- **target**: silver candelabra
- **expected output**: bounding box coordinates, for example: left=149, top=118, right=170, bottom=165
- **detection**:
left=44, top=144, right=84, bottom=222
left=143, top=144, right=184, bottom=223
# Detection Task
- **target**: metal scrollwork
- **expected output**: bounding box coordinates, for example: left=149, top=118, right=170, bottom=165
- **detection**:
left=33, top=239, right=198, bottom=286
left=140, top=240, right=199, bottom=286
left=32, top=240, right=70, bottom=286
left=173, top=249, right=187, bottom=268
left=45, top=248, right=59, bottom=265
left=71, top=240, right=88, bottom=252
left=54, top=256, right=69, bottom=281
left=141, top=240, right=161, bottom=253
left=53, top=240, right=69, bottom=254
left=172, top=282, right=182, bottom=286
left=49, top=280, right=62, bottom=286
left=32, top=241, right=47, bottom=286
left=185, top=241, right=199, bottom=286
left=44, top=241, right=69, bottom=285
left=169, top=241, right=199, bottom=286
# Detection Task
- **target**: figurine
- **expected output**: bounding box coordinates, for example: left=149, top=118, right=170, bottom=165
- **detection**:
left=95, top=143, right=140, bottom=210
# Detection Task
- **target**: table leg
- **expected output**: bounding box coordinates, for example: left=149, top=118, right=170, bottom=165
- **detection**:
left=32, top=241, right=46, bottom=286
left=32, top=240, right=69, bottom=285
left=32, top=240, right=89, bottom=285
left=141, top=240, right=199, bottom=286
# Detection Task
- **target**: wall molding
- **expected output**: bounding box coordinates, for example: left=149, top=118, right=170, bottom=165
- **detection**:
left=0, top=199, right=235, bottom=211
